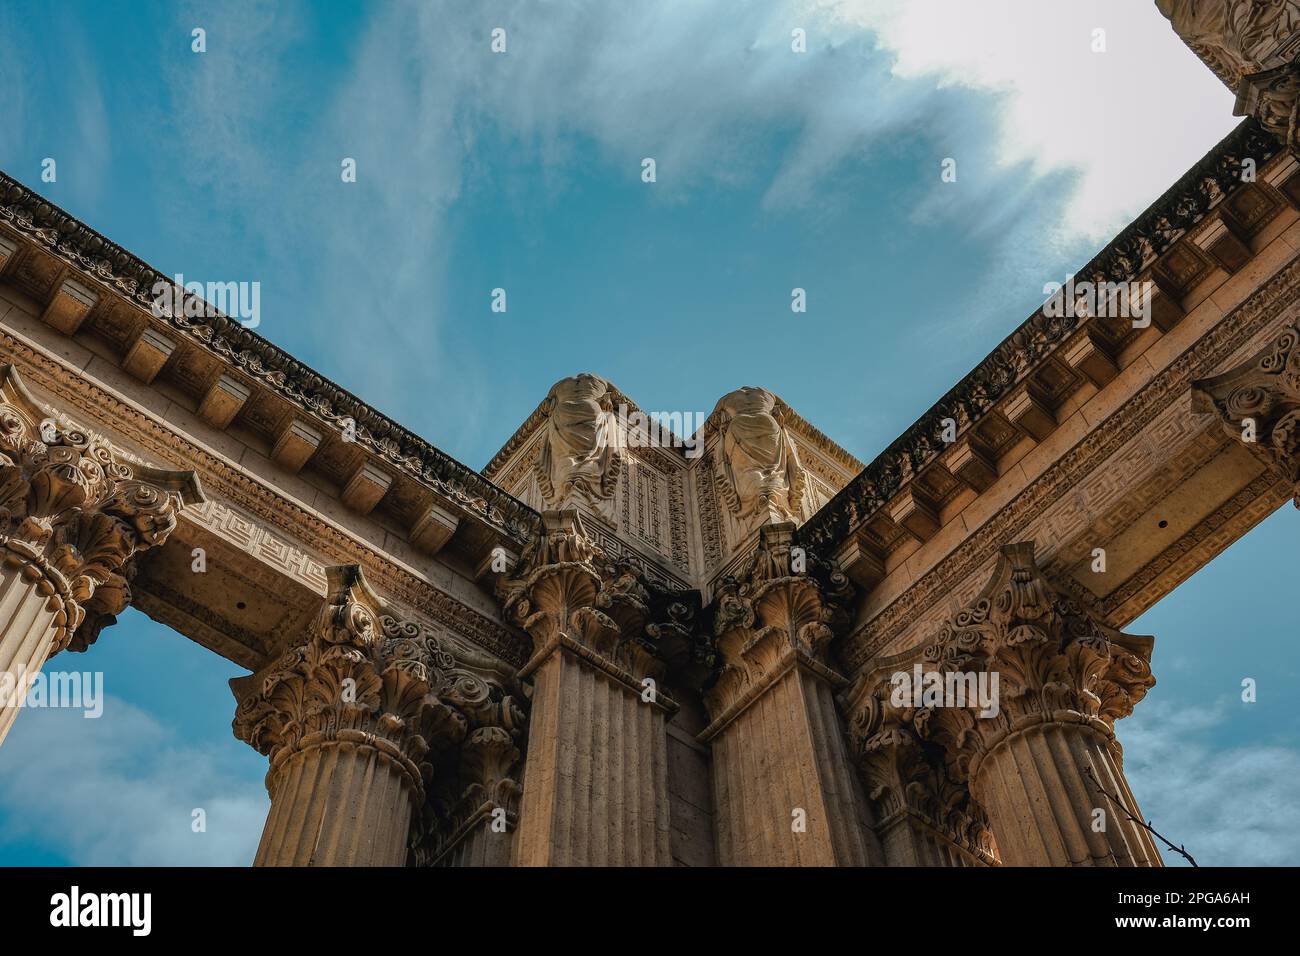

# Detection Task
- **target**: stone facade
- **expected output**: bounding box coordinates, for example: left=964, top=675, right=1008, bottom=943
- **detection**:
left=0, top=1, right=1296, bottom=865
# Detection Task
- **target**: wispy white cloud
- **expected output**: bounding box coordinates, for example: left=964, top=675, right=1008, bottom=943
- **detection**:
left=0, top=698, right=266, bottom=866
left=163, top=0, right=1216, bottom=459
left=829, top=0, right=1239, bottom=243
left=1120, top=699, right=1300, bottom=866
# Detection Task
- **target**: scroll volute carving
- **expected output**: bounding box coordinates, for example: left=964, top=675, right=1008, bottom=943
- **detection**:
left=411, top=639, right=530, bottom=866
left=849, top=675, right=997, bottom=863
left=497, top=509, right=710, bottom=684
left=705, top=522, right=853, bottom=719
left=0, top=365, right=203, bottom=652
left=232, top=566, right=470, bottom=807
left=498, top=508, right=613, bottom=649
left=1194, top=323, right=1300, bottom=504
left=913, top=543, right=1155, bottom=785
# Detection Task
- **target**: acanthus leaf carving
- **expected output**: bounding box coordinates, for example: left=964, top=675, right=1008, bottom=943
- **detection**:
left=912, top=542, right=1155, bottom=786
left=703, top=522, right=853, bottom=722
left=0, top=365, right=203, bottom=653
left=1194, top=322, right=1300, bottom=503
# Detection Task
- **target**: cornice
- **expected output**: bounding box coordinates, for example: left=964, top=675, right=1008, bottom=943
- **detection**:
left=840, top=240, right=1300, bottom=671
left=799, top=118, right=1280, bottom=554
left=0, top=172, right=540, bottom=545
left=0, top=326, right=530, bottom=668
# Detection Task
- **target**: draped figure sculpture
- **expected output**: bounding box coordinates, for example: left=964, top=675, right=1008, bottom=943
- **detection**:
left=1157, top=0, right=1300, bottom=82
left=710, top=386, right=806, bottom=534
left=534, top=373, right=622, bottom=524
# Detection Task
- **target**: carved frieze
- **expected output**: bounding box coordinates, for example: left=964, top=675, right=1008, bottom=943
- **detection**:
left=800, top=121, right=1279, bottom=558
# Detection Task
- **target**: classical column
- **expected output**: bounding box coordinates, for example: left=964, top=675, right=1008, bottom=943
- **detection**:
left=846, top=674, right=997, bottom=866
left=1194, top=322, right=1300, bottom=506
left=497, top=510, right=699, bottom=866
left=0, top=365, right=201, bottom=744
left=410, top=647, right=528, bottom=868
left=700, top=523, right=883, bottom=866
left=232, top=565, right=469, bottom=866
left=917, top=542, right=1161, bottom=867
left=1160, top=1, right=1300, bottom=146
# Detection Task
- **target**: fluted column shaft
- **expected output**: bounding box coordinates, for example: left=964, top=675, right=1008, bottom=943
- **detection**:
left=437, top=812, right=514, bottom=867
left=234, top=565, right=469, bottom=868
left=0, top=551, right=64, bottom=744
left=919, top=542, right=1161, bottom=869
left=705, top=658, right=875, bottom=866
left=255, top=731, right=416, bottom=866
left=973, top=719, right=1160, bottom=867
left=514, top=639, right=672, bottom=866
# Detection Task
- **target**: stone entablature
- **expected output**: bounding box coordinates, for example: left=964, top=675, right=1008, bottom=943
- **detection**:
left=0, top=4, right=1297, bottom=866
left=840, top=205, right=1300, bottom=673
left=0, top=172, right=537, bottom=569
left=802, top=120, right=1283, bottom=578
left=0, top=316, right=528, bottom=672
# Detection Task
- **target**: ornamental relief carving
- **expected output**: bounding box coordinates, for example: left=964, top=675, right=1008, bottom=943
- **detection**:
left=708, top=387, right=807, bottom=537
left=0, top=332, right=529, bottom=667
left=1159, top=0, right=1300, bottom=86
left=535, top=373, right=623, bottom=525
left=1160, top=1, right=1300, bottom=145
left=496, top=509, right=713, bottom=690
left=848, top=675, right=997, bottom=863
left=909, top=543, right=1155, bottom=786
left=845, top=248, right=1300, bottom=670
left=0, top=365, right=202, bottom=653
left=703, top=522, right=852, bottom=723
left=231, top=563, right=528, bottom=853
left=1194, top=322, right=1300, bottom=503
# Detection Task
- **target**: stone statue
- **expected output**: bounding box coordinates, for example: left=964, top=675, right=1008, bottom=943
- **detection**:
left=1158, top=0, right=1300, bottom=83
left=535, top=373, right=621, bottom=522
left=710, top=386, right=805, bottom=530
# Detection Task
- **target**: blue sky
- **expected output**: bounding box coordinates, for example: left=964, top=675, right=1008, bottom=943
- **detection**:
left=0, top=0, right=1295, bottom=865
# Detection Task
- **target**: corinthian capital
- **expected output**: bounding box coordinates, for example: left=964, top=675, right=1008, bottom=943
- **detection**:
left=1194, top=323, right=1300, bottom=503
left=848, top=675, right=996, bottom=862
left=704, top=522, right=854, bottom=722
left=914, top=542, right=1155, bottom=783
left=232, top=566, right=470, bottom=806
left=0, top=365, right=203, bottom=653
left=498, top=509, right=702, bottom=690
left=410, top=649, right=529, bottom=866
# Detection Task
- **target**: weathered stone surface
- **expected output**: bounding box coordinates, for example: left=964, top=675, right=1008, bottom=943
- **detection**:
left=0, top=365, right=201, bottom=743
left=0, top=8, right=1295, bottom=866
